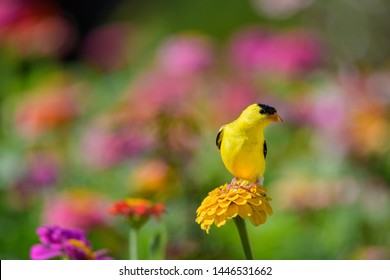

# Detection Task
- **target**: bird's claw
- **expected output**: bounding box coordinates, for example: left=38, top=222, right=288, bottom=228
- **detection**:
left=228, top=177, right=239, bottom=189
left=230, top=177, right=238, bottom=185
left=228, top=177, right=260, bottom=190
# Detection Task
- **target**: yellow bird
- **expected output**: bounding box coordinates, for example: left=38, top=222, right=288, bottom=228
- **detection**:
left=216, top=103, right=282, bottom=186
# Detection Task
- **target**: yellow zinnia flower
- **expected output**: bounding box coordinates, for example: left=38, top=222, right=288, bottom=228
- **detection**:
left=196, top=183, right=272, bottom=233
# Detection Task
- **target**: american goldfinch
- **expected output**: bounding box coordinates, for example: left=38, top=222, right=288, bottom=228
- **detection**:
left=216, top=103, right=282, bottom=186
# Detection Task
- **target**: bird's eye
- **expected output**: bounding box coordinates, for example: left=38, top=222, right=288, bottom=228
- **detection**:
left=259, top=109, right=265, bottom=114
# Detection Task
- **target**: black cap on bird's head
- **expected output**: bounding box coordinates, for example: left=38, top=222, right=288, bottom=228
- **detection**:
left=257, top=103, right=283, bottom=122
left=238, top=103, right=283, bottom=125
left=257, top=104, right=276, bottom=115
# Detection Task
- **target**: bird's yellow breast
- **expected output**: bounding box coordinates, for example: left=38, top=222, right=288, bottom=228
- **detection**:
left=220, top=124, right=265, bottom=183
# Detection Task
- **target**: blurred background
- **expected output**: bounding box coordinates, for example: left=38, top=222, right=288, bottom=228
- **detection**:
left=1, top=0, right=390, bottom=260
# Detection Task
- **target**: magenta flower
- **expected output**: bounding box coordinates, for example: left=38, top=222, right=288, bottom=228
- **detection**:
left=42, top=189, right=108, bottom=231
left=229, top=27, right=323, bottom=76
left=30, top=225, right=112, bottom=260
left=124, top=70, right=200, bottom=126
left=0, top=0, right=25, bottom=28
left=15, top=154, right=59, bottom=197
left=81, top=126, right=153, bottom=169
left=211, top=79, right=258, bottom=125
left=25, top=157, right=58, bottom=186
left=131, top=71, right=195, bottom=107
left=156, top=34, right=214, bottom=76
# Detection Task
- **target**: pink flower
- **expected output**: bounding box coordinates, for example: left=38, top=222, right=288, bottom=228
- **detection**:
left=126, top=70, right=200, bottom=123
left=15, top=153, right=59, bottom=194
left=0, top=0, right=25, bottom=28
left=42, top=190, right=109, bottom=231
left=81, top=125, right=153, bottom=169
left=210, top=79, right=259, bottom=125
left=229, top=27, right=323, bottom=76
left=156, top=34, right=214, bottom=76
left=292, top=84, right=347, bottom=132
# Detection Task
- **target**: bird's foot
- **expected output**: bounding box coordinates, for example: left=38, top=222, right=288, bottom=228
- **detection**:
left=241, top=183, right=258, bottom=190
left=228, top=177, right=239, bottom=189
left=230, top=177, right=239, bottom=185
left=241, top=177, right=264, bottom=190
left=228, top=177, right=246, bottom=189
left=228, top=178, right=253, bottom=189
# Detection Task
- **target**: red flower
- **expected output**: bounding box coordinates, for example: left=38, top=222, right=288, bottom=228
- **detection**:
left=109, top=198, right=165, bottom=228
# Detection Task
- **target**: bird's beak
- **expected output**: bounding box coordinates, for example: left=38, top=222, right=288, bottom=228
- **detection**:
left=268, top=113, right=283, bottom=122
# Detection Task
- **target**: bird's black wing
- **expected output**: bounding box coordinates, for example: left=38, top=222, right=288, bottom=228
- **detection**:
left=216, top=126, right=224, bottom=150
left=263, top=140, right=267, bottom=159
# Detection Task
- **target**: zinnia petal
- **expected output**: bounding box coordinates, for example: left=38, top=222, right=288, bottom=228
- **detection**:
left=30, top=244, right=62, bottom=260
left=234, top=196, right=248, bottom=205
left=214, top=213, right=228, bottom=227
left=227, top=203, right=239, bottom=218
left=95, top=249, right=114, bottom=260
left=249, top=210, right=263, bottom=226
left=218, top=200, right=231, bottom=208
left=202, top=216, right=215, bottom=226
left=238, top=203, right=253, bottom=218
left=216, top=206, right=228, bottom=216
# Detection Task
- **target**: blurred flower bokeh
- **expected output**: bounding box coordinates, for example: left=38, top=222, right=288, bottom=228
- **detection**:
left=1, top=0, right=390, bottom=260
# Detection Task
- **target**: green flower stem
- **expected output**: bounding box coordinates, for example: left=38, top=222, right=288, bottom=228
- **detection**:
left=233, top=217, right=254, bottom=260
left=129, top=227, right=139, bottom=260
